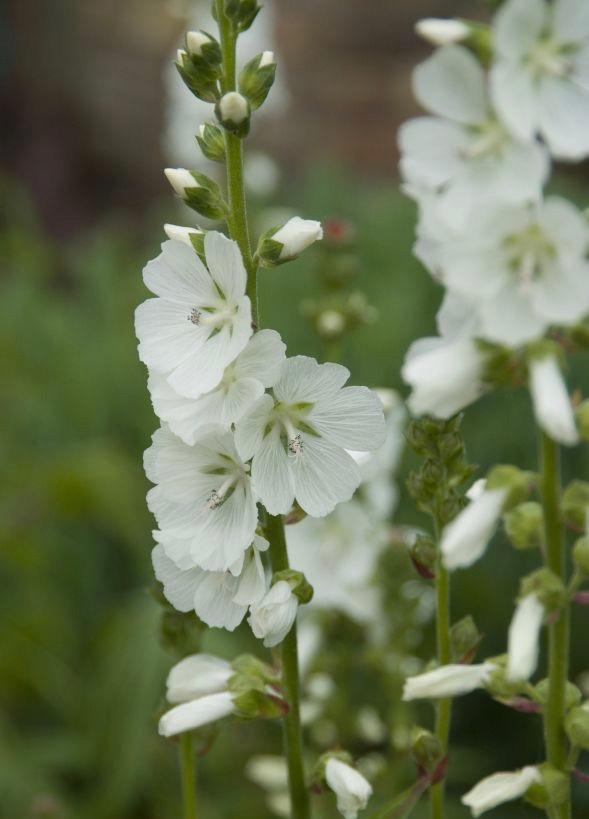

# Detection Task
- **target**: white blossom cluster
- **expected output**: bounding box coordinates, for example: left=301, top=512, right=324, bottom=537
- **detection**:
left=401, top=0, right=589, bottom=448
left=135, top=224, right=385, bottom=649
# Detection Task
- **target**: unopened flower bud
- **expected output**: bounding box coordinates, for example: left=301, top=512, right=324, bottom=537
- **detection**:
left=450, top=615, right=481, bottom=664
left=196, top=121, right=226, bottom=163
left=507, top=594, right=545, bottom=682
left=223, top=0, right=261, bottom=32
left=525, top=764, right=569, bottom=811
left=529, top=354, right=579, bottom=446
left=273, top=569, right=314, bottom=604
left=565, top=702, right=589, bottom=749
left=533, top=679, right=582, bottom=711
left=324, top=757, right=373, bottom=819
left=186, top=30, right=221, bottom=63
left=410, top=535, right=437, bottom=580
left=216, top=91, right=251, bottom=137
left=239, top=51, right=277, bottom=110
left=403, top=662, right=495, bottom=700
left=316, top=310, right=345, bottom=339
left=164, top=168, right=229, bottom=220
left=257, top=217, right=323, bottom=266
left=503, top=502, right=544, bottom=550
left=164, top=167, right=197, bottom=198
left=520, top=568, right=567, bottom=611
left=415, top=17, right=470, bottom=46
left=573, top=536, right=589, bottom=575
left=410, top=727, right=443, bottom=770
left=248, top=580, right=298, bottom=647
left=175, top=37, right=221, bottom=102
left=463, top=766, right=541, bottom=816
left=164, top=224, right=205, bottom=254
left=562, top=480, right=589, bottom=530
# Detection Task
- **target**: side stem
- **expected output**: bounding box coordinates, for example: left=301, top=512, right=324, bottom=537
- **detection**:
left=180, top=733, right=197, bottom=819
left=430, top=531, right=452, bottom=819
left=265, top=513, right=311, bottom=819
left=540, top=432, right=571, bottom=819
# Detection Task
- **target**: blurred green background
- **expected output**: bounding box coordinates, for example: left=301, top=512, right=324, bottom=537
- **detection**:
left=1, top=1, right=589, bottom=818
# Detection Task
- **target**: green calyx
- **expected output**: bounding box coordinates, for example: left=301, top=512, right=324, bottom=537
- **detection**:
left=565, top=702, right=589, bottom=749
left=486, top=464, right=535, bottom=511
left=450, top=615, right=482, bottom=664
left=410, top=727, right=444, bottom=771
left=525, top=763, right=569, bottom=810
left=562, top=480, right=589, bottom=531
left=503, top=501, right=544, bottom=550
left=239, top=52, right=277, bottom=110
left=520, top=568, right=567, bottom=611
left=573, top=536, right=589, bottom=576
left=228, top=654, right=285, bottom=720
left=182, top=171, right=230, bottom=220
left=196, top=122, right=226, bottom=163
left=273, top=569, right=314, bottom=604
left=532, top=679, right=582, bottom=711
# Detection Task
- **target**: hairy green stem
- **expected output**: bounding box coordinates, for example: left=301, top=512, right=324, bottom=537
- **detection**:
left=265, top=513, right=311, bottom=819
left=540, top=432, right=571, bottom=819
left=215, top=0, right=258, bottom=324
left=180, top=733, right=197, bottom=819
left=430, top=533, right=452, bottom=819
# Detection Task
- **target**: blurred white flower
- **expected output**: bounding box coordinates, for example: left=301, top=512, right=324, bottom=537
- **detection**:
left=325, top=758, right=373, bottom=819
left=415, top=18, right=470, bottom=46
left=529, top=355, right=579, bottom=446
left=441, top=487, right=507, bottom=570
left=403, top=662, right=495, bottom=700
left=462, top=765, right=541, bottom=816
left=507, top=593, right=545, bottom=681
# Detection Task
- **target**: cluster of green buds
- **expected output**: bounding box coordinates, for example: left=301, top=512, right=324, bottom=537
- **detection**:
left=228, top=654, right=288, bottom=719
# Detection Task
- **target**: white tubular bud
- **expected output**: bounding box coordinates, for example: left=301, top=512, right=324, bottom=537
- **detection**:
left=218, top=91, right=250, bottom=124
left=186, top=30, right=212, bottom=57
left=164, top=167, right=197, bottom=198
left=415, top=18, right=470, bottom=46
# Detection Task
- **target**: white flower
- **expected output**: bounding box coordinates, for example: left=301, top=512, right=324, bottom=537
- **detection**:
left=400, top=46, right=549, bottom=230
left=325, top=758, right=373, bottom=819
left=402, top=335, right=485, bottom=419
left=272, top=217, right=323, bottom=260
left=159, top=690, right=235, bottom=737
left=163, top=224, right=203, bottom=246
left=403, top=662, right=496, bottom=701
left=441, top=487, right=507, bottom=570
left=260, top=50, right=275, bottom=67
left=164, top=167, right=199, bottom=198
left=148, top=329, right=286, bottom=444
left=152, top=536, right=269, bottom=630
left=135, top=232, right=252, bottom=398
left=218, top=91, right=250, bottom=124
left=164, top=653, right=232, bottom=703
left=146, top=425, right=258, bottom=571
left=235, top=356, right=386, bottom=517
left=186, top=30, right=213, bottom=57
left=248, top=580, right=298, bottom=647
left=432, top=197, right=589, bottom=346
left=415, top=18, right=470, bottom=46
left=245, top=755, right=288, bottom=792
left=462, top=765, right=541, bottom=817
left=529, top=355, right=579, bottom=446
left=507, top=593, right=545, bottom=681
left=491, top=0, right=589, bottom=160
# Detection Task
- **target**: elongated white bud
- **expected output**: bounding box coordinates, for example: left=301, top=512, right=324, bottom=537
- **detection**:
left=259, top=50, right=275, bottom=67
left=529, top=355, right=579, bottom=446
left=186, top=30, right=212, bottom=57
left=325, top=758, right=373, bottom=819
left=403, top=662, right=495, bottom=701
left=248, top=580, right=298, bottom=647
left=441, top=488, right=507, bottom=570
left=163, top=224, right=203, bottom=246
left=462, top=766, right=541, bottom=817
left=218, top=91, right=250, bottom=124
left=273, top=217, right=323, bottom=260
left=164, top=167, right=197, bottom=198
left=158, top=690, right=234, bottom=737
left=165, top=654, right=232, bottom=704
left=507, top=594, right=545, bottom=682
left=415, top=18, right=470, bottom=46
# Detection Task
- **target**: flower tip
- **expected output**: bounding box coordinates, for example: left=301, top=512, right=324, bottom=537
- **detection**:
left=415, top=17, right=470, bottom=46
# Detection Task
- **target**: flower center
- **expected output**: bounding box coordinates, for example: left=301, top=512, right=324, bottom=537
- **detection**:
left=463, top=120, right=508, bottom=160
left=283, top=418, right=303, bottom=455
left=527, top=39, right=572, bottom=79
left=206, top=475, right=238, bottom=509
left=187, top=305, right=237, bottom=328
left=504, top=224, right=555, bottom=287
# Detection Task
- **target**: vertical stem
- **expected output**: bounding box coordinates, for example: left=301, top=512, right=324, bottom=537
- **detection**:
left=215, top=0, right=258, bottom=323
left=430, top=523, right=452, bottom=819
left=540, top=432, right=571, bottom=819
left=265, top=513, right=311, bottom=819
left=179, top=733, right=197, bottom=819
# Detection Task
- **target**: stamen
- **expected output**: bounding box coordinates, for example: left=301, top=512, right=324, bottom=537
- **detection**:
left=188, top=307, right=201, bottom=325
left=206, top=475, right=236, bottom=510
left=288, top=433, right=303, bottom=455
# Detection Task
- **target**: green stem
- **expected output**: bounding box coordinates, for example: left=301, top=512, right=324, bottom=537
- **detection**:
left=215, top=0, right=258, bottom=324
left=430, top=538, right=452, bottom=819
left=540, top=432, right=571, bottom=819
left=265, top=513, right=311, bottom=819
left=179, top=733, right=197, bottom=819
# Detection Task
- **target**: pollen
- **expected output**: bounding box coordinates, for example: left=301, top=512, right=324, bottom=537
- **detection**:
left=206, top=489, right=223, bottom=509
left=288, top=434, right=303, bottom=455
left=188, top=307, right=202, bottom=325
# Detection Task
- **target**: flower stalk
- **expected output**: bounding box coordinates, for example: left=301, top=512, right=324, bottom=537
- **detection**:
left=540, top=432, right=571, bottom=819
left=180, top=733, right=197, bottom=819
left=431, top=535, right=452, bottom=819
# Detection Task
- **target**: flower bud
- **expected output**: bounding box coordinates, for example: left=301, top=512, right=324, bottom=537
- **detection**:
left=573, top=536, right=589, bottom=575
left=533, top=678, right=582, bottom=711
left=316, top=310, right=346, bottom=339
left=239, top=51, right=277, bottom=110
left=450, top=615, right=481, bottom=664
left=575, top=399, right=589, bottom=441
left=525, top=764, right=569, bottom=810
left=562, top=480, right=589, bottom=530
left=273, top=569, right=314, bottom=604
left=222, top=0, right=261, bottom=32
left=164, top=168, right=229, bottom=220
left=166, top=654, right=232, bottom=704
left=215, top=91, right=251, bottom=137
left=248, top=580, right=298, bottom=647
left=324, top=757, right=373, bottom=819
left=163, top=224, right=205, bottom=255
left=410, top=534, right=437, bottom=580
left=175, top=38, right=221, bottom=102
left=440, top=485, right=506, bottom=571
left=565, top=702, right=589, bottom=749
left=507, top=593, right=545, bottom=682
left=196, top=122, right=226, bottom=163
left=503, top=502, right=544, bottom=550
left=403, top=662, right=495, bottom=701
left=410, top=727, right=443, bottom=770
left=486, top=465, right=534, bottom=511
left=257, top=217, right=323, bottom=266
left=520, top=568, right=567, bottom=611
left=415, top=18, right=470, bottom=46
left=186, top=30, right=221, bottom=62
left=529, top=354, right=579, bottom=446
left=462, top=766, right=541, bottom=816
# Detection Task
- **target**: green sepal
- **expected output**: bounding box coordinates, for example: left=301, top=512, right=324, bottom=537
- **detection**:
left=486, top=465, right=535, bottom=511
left=525, top=764, right=569, bottom=810
left=239, top=52, right=277, bottom=110
left=520, top=568, right=566, bottom=611
left=450, top=615, right=482, bottom=664
left=196, top=122, right=226, bottom=163
left=532, top=679, right=582, bottom=711
left=273, top=569, right=314, bottom=604
left=562, top=480, right=589, bottom=530
left=565, top=702, right=589, bottom=749
left=410, top=727, right=443, bottom=771
left=503, top=501, right=544, bottom=550
left=182, top=171, right=229, bottom=220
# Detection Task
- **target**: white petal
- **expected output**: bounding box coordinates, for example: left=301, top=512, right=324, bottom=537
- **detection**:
left=191, top=570, right=248, bottom=630
left=479, top=284, right=547, bottom=345
left=135, top=298, right=208, bottom=374
left=274, top=356, right=350, bottom=404
left=553, top=0, right=589, bottom=42
left=462, top=766, right=541, bottom=817
left=223, top=377, right=265, bottom=425
left=398, top=117, right=466, bottom=188
left=251, top=426, right=296, bottom=515
left=234, top=394, right=275, bottom=461
left=413, top=46, right=487, bottom=125
left=529, top=356, right=579, bottom=446
left=403, top=663, right=496, bottom=700
left=165, top=653, right=232, bottom=703
left=148, top=373, right=227, bottom=445
left=152, top=544, right=201, bottom=611
left=532, top=262, right=589, bottom=327
left=490, top=61, right=538, bottom=143
left=143, top=240, right=217, bottom=304
left=233, top=329, right=286, bottom=386
left=441, top=489, right=506, bottom=570
left=192, top=480, right=258, bottom=572
left=507, top=594, right=545, bottom=681
left=540, top=196, right=589, bottom=259
left=158, top=691, right=234, bottom=737
left=248, top=581, right=298, bottom=647
left=291, top=434, right=361, bottom=518
left=493, top=0, right=547, bottom=60
left=233, top=546, right=268, bottom=606
left=538, top=77, right=589, bottom=160
left=309, top=387, right=386, bottom=451
left=325, top=758, right=373, bottom=819
left=204, top=231, right=247, bottom=301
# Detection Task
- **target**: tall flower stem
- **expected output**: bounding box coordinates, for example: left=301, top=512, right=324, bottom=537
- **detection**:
left=215, top=0, right=258, bottom=324
left=540, top=432, right=571, bottom=819
left=431, top=521, right=452, bottom=819
left=265, top=513, right=311, bottom=819
left=179, top=733, right=197, bottom=819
